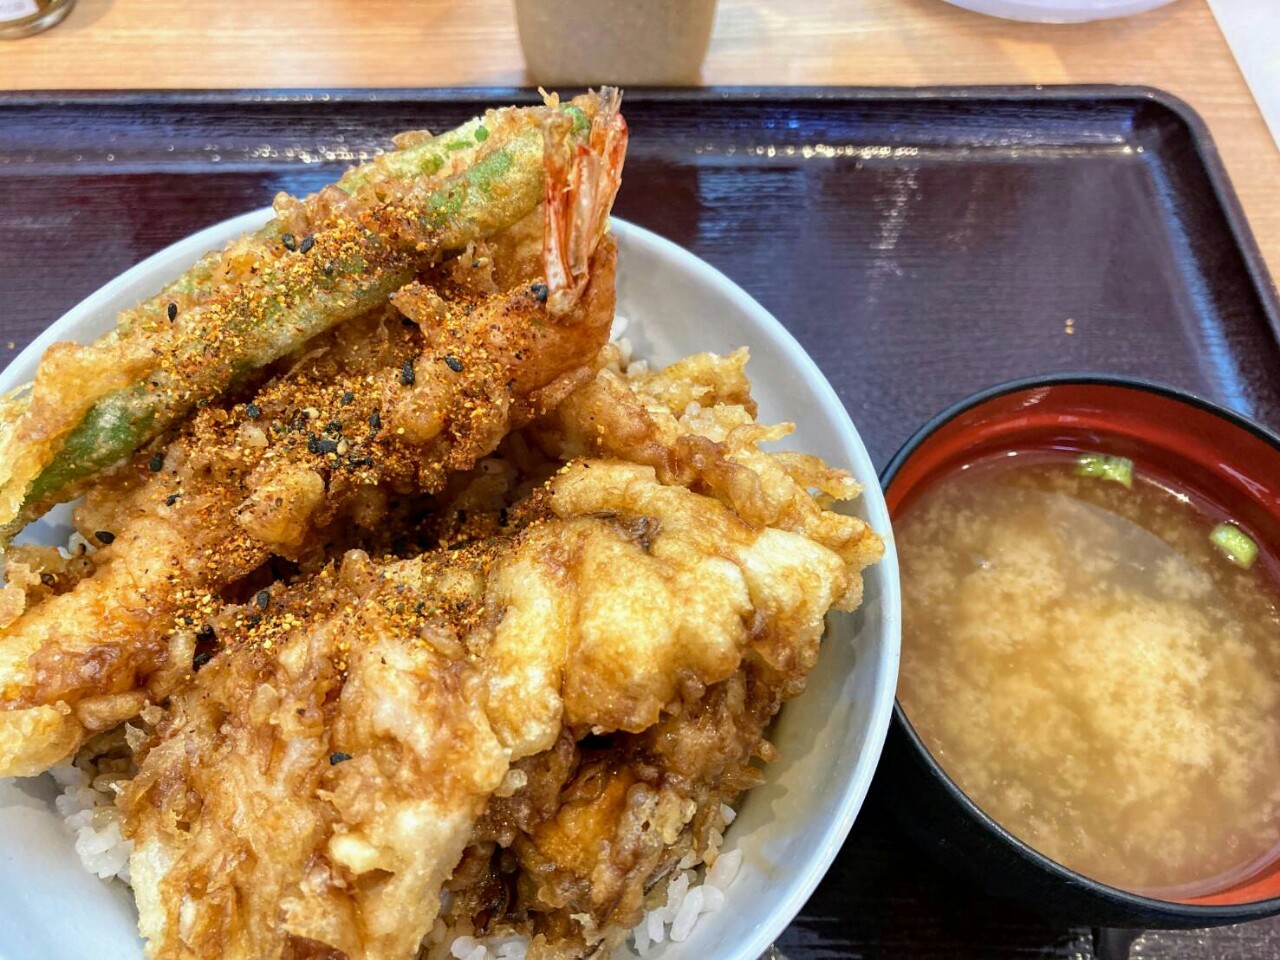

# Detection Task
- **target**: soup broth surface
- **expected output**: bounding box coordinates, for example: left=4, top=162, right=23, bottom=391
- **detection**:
left=897, top=453, right=1280, bottom=896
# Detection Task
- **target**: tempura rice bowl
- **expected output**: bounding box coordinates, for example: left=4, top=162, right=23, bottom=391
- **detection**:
left=0, top=212, right=901, bottom=960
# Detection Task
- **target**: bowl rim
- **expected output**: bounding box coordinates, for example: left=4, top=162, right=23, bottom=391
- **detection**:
left=614, top=216, right=901, bottom=960
left=0, top=209, right=902, bottom=960
left=880, top=370, right=1280, bottom=920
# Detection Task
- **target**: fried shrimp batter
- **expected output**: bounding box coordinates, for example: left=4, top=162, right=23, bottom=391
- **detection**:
left=118, top=354, right=881, bottom=960
left=0, top=95, right=626, bottom=779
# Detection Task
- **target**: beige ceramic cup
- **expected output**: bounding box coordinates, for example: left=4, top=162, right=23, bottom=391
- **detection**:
left=515, top=0, right=718, bottom=86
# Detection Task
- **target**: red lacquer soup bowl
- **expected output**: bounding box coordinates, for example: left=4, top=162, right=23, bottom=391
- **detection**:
left=878, top=374, right=1280, bottom=931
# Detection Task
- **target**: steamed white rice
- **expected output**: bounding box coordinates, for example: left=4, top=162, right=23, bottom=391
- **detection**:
left=630, top=809, right=741, bottom=955
left=608, top=313, right=651, bottom=379
left=50, top=758, right=133, bottom=884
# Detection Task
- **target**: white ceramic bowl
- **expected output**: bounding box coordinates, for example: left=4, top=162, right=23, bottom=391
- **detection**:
left=0, top=213, right=901, bottom=960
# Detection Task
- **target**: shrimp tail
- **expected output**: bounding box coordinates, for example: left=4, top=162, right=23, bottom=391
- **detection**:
left=543, top=87, right=628, bottom=318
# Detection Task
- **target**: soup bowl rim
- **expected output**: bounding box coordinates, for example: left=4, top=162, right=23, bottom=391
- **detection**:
left=881, top=370, right=1280, bottom=921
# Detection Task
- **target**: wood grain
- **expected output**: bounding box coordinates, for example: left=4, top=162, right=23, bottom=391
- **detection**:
left=0, top=0, right=1275, bottom=289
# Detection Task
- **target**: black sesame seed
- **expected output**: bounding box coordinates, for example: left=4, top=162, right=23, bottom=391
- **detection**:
left=94, top=530, right=116, bottom=545
left=531, top=282, right=549, bottom=303
left=148, top=452, right=164, bottom=472
left=300, top=235, right=315, bottom=254
left=330, top=752, right=353, bottom=765
left=340, top=391, right=355, bottom=405
left=307, top=435, right=339, bottom=456
left=324, top=420, right=343, bottom=435
left=400, top=359, right=416, bottom=386
left=368, top=410, right=382, bottom=430
left=245, top=402, right=262, bottom=420
left=164, top=493, right=180, bottom=506
left=443, top=354, right=463, bottom=373
left=255, top=590, right=270, bottom=611
left=40, top=572, right=56, bottom=587
left=166, top=301, right=178, bottom=321
left=281, top=232, right=297, bottom=252
left=192, top=651, right=214, bottom=671
left=195, top=624, right=216, bottom=642
left=246, top=614, right=262, bottom=627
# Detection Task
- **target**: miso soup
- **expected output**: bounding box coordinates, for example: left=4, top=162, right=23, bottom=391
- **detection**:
left=896, top=451, right=1280, bottom=897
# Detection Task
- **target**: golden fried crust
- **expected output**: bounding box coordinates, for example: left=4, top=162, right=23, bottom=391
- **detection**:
left=0, top=702, right=80, bottom=777
left=481, top=460, right=848, bottom=752
left=43, top=331, right=881, bottom=960
left=433, top=355, right=885, bottom=954
left=0, top=237, right=616, bottom=779
left=535, top=353, right=884, bottom=609
left=123, top=439, right=873, bottom=960
left=122, top=557, right=509, bottom=960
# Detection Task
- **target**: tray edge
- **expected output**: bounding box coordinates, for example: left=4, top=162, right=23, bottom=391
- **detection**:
left=0, top=83, right=1273, bottom=344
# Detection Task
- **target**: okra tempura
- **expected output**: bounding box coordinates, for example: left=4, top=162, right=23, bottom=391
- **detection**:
left=0, top=92, right=613, bottom=538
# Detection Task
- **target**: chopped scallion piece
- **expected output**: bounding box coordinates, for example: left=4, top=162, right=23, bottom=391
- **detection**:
left=1210, top=522, right=1258, bottom=569
left=1074, top=452, right=1133, bottom=488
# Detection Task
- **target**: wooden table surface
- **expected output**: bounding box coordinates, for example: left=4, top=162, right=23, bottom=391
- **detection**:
left=0, top=0, right=1277, bottom=288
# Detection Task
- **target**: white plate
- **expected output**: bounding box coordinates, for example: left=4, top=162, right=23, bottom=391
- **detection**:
left=940, top=0, right=1175, bottom=22
left=0, top=212, right=901, bottom=960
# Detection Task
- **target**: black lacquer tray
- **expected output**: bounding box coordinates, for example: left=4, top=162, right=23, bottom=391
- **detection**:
left=1, top=85, right=1277, bottom=960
